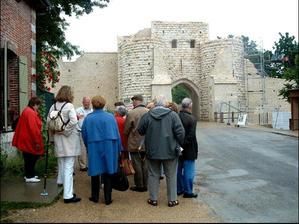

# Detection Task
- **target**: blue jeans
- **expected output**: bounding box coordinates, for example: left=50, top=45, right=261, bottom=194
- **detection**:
left=177, top=159, right=195, bottom=194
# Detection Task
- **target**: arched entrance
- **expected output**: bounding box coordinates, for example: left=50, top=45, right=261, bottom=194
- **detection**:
left=172, top=79, right=200, bottom=120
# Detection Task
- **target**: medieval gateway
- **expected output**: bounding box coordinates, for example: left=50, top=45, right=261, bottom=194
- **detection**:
left=55, top=21, right=290, bottom=124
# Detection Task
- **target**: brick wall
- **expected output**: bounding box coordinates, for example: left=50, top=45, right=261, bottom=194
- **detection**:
left=1, top=0, right=37, bottom=135
left=8, top=56, right=19, bottom=119
left=1, top=0, right=36, bottom=112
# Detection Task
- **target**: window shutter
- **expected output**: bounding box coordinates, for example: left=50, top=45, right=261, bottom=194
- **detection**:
left=19, top=56, right=28, bottom=112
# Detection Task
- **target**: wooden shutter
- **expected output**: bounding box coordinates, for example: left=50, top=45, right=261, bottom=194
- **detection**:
left=19, top=56, right=28, bottom=112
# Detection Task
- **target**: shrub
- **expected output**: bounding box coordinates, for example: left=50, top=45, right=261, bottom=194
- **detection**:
left=0, top=149, right=8, bottom=177
left=1, top=145, right=57, bottom=178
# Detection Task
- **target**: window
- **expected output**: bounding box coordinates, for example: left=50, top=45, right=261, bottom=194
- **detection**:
left=190, top=39, right=195, bottom=48
left=171, top=39, right=177, bottom=48
left=1, top=49, right=21, bottom=132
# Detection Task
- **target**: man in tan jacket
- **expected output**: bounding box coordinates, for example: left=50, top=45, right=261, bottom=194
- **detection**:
left=124, top=94, right=149, bottom=192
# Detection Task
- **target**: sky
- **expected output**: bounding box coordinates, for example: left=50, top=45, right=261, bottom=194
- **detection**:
left=64, top=0, right=298, bottom=55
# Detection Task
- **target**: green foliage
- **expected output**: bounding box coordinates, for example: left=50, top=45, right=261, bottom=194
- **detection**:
left=241, top=33, right=298, bottom=101
left=0, top=195, right=61, bottom=222
left=3, top=152, right=24, bottom=177
left=37, top=95, right=49, bottom=144
left=242, top=35, right=259, bottom=56
left=0, top=150, right=8, bottom=177
left=36, top=0, right=110, bottom=91
left=241, top=35, right=264, bottom=71
left=268, top=33, right=299, bottom=100
left=278, top=54, right=299, bottom=101
left=172, top=85, right=191, bottom=104
left=36, top=52, right=61, bottom=91
left=1, top=146, right=57, bottom=178
left=36, top=0, right=110, bottom=60
left=1, top=201, right=45, bottom=222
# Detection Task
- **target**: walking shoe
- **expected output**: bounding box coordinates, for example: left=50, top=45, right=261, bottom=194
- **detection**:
left=64, top=196, right=81, bottom=203
left=130, top=186, right=147, bottom=192
left=89, top=197, right=99, bottom=203
left=24, top=176, right=38, bottom=180
left=25, top=177, right=40, bottom=183
left=183, top=193, right=198, bottom=198
left=177, top=191, right=184, bottom=196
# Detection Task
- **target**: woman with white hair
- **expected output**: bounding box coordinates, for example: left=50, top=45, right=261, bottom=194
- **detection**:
left=138, top=95, right=185, bottom=207
left=177, top=97, right=199, bottom=198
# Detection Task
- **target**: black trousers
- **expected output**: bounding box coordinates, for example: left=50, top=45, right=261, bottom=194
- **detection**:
left=23, top=152, right=39, bottom=178
left=91, top=174, right=112, bottom=204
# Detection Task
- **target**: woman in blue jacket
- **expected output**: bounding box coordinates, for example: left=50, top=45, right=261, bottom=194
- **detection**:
left=82, top=95, right=121, bottom=205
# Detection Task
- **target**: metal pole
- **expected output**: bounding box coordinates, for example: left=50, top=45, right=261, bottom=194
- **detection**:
left=227, top=101, right=231, bottom=125
left=41, top=131, right=49, bottom=196
left=4, top=39, right=8, bottom=130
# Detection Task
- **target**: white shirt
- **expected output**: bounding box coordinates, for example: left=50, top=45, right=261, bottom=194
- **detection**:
left=76, top=106, right=93, bottom=130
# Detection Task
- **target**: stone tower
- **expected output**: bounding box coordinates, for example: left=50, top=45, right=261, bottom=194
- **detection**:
left=118, top=21, right=245, bottom=120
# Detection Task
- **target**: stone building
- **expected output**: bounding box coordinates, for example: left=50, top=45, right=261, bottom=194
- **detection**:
left=56, top=21, right=290, bottom=124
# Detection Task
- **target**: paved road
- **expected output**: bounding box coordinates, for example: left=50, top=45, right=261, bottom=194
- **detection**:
left=195, top=122, right=298, bottom=223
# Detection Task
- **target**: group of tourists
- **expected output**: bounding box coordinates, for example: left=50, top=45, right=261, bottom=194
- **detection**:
left=12, top=85, right=198, bottom=207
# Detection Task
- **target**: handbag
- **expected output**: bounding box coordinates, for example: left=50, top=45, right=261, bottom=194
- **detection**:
left=111, top=163, right=129, bottom=191
left=120, top=151, right=135, bottom=176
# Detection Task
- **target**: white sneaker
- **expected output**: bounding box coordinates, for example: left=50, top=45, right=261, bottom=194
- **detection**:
left=24, top=176, right=38, bottom=180
left=25, top=177, right=41, bottom=183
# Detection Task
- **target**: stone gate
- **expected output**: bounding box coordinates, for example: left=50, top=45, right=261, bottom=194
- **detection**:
left=55, top=21, right=289, bottom=122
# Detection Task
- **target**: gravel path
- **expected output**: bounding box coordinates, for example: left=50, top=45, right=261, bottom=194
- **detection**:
left=7, top=168, right=219, bottom=223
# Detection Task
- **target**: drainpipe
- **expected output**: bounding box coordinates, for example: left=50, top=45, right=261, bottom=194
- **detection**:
left=4, top=39, right=8, bottom=131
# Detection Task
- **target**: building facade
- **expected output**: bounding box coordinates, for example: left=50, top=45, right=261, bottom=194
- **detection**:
left=56, top=21, right=290, bottom=123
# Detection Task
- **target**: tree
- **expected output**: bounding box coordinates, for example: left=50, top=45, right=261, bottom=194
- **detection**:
left=36, top=0, right=110, bottom=90
left=241, top=35, right=264, bottom=71
left=278, top=54, right=299, bottom=101
left=269, top=33, right=299, bottom=100
left=172, top=85, right=191, bottom=104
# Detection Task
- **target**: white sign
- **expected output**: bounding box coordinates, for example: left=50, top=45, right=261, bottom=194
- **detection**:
left=237, top=114, right=247, bottom=127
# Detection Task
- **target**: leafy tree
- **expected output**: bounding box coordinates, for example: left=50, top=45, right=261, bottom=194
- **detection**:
left=172, top=85, right=191, bottom=104
left=265, top=32, right=298, bottom=100
left=278, top=54, right=299, bottom=101
left=36, top=0, right=110, bottom=91
left=241, top=35, right=259, bottom=56
left=241, top=35, right=263, bottom=71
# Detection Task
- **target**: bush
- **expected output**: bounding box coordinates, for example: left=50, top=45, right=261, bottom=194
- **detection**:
left=1, top=145, right=57, bottom=178
left=4, top=151, right=24, bottom=177
left=0, top=149, right=8, bottom=177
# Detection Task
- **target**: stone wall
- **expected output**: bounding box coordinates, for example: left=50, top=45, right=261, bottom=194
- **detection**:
left=118, top=34, right=154, bottom=104
left=200, top=38, right=245, bottom=119
left=55, top=53, right=118, bottom=110
left=54, top=21, right=291, bottom=126
left=151, top=21, right=209, bottom=120
left=244, top=59, right=290, bottom=124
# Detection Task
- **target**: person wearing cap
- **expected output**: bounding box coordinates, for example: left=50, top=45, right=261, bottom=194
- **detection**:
left=124, top=94, right=149, bottom=192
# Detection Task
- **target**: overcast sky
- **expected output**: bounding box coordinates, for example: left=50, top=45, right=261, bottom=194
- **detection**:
left=64, top=0, right=298, bottom=54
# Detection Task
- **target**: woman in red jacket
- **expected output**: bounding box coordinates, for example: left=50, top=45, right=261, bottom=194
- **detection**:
left=12, top=97, right=44, bottom=183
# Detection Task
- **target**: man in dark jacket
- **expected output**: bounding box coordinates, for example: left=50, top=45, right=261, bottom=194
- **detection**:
left=177, top=97, right=199, bottom=198
left=138, top=95, right=185, bottom=207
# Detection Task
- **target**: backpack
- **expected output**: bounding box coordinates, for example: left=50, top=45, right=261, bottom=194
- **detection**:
left=48, top=102, right=70, bottom=132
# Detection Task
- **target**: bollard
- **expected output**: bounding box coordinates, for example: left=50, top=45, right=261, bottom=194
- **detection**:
left=214, top=112, right=218, bottom=122
left=220, top=112, right=224, bottom=123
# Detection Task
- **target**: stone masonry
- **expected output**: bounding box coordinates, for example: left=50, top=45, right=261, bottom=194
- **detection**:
left=56, top=21, right=290, bottom=123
